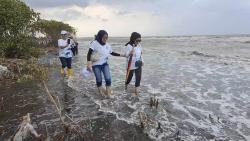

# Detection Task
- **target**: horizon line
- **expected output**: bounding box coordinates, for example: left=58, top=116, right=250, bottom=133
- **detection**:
left=78, top=33, right=250, bottom=38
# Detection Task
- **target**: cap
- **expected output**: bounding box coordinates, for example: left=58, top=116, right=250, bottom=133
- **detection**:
left=61, top=30, right=68, bottom=35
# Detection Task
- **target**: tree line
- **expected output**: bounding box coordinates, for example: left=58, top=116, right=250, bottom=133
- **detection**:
left=0, top=0, right=76, bottom=58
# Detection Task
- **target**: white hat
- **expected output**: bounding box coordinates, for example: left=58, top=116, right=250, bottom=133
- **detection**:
left=61, top=30, right=68, bottom=35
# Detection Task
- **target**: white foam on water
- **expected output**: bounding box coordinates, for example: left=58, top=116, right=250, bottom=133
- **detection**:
left=63, top=36, right=250, bottom=141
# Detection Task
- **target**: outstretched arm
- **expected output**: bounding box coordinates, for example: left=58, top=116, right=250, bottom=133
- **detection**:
left=110, top=52, right=121, bottom=56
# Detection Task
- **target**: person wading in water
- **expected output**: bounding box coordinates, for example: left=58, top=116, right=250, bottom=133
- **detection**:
left=86, top=30, right=125, bottom=97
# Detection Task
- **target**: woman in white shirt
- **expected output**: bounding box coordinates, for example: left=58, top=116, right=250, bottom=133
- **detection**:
left=124, top=32, right=144, bottom=95
left=58, top=30, right=73, bottom=77
left=87, top=30, right=124, bottom=97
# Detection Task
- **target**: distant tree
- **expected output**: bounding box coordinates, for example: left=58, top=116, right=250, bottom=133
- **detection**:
left=34, top=19, right=76, bottom=46
left=0, top=0, right=40, bottom=58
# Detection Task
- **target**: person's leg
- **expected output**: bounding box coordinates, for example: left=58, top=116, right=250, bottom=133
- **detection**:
left=135, top=67, right=142, bottom=87
left=92, top=65, right=105, bottom=95
left=102, top=63, right=111, bottom=86
left=71, top=47, right=75, bottom=56
left=92, top=65, right=102, bottom=86
left=59, top=57, right=67, bottom=75
left=125, top=70, right=134, bottom=90
left=102, top=63, right=112, bottom=96
left=134, top=67, right=142, bottom=95
left=66, top=58, right=73, bottom=77
left=75, top=45, right=78, bottom=55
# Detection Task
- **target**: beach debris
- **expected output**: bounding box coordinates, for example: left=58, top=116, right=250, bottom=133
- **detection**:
left=157, top=122, right=161, bottom=129
left=44, top=123, right=50, bottom=141
left=140, top=121, right=145, bottom=129
left=138, top=112, right=154, bottom=129
left=150, top=97, right=154, bottom=108
left=1, top=97, right=4, bottom=111
left=149, top=97, right=159, bottom=109
left=138, top=112, right=145, bottom=128
left=156, top=122, right=163, bottom=133
left=209, top=114, right=214, bottom=123
left=10, top=113, right=42, bottom=141
left=42, top=81, right=86, bottom=140
left=0, top=65, right=10, bottom=80
left=153, top=98, right=156, bottom=105
left=155, top=99, right=159, bottom=109
left=174, top=130, right=182, bottom=141
left=209, top=114, right=212, bottom=119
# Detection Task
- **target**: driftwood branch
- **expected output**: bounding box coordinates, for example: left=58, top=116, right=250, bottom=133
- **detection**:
left=42, top=81, right=64, bottom=124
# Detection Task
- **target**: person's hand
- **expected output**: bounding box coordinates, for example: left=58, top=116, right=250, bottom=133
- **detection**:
left=120, top=54, right=126, bottom=57
left=87, top=61, right=92, bottom=72
left=129, top=50, right=134, bottom=56
left=35, top=134, right=42, bottom=138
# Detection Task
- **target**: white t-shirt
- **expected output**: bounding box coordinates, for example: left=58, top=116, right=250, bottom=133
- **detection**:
left=58, top=39, right=72, bottom=58
left=124, top=44, right=143, bottom=70
left=90, top=40, right=112, bottom=66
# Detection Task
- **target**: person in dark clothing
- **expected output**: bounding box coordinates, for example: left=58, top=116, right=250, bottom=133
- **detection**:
left=68, top=34, right=78, bottom=56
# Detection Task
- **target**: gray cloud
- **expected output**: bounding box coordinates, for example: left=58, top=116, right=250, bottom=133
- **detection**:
left=53, top=9, right=83, bottom=21
left=22, top=0, right=89, bottom=8
left=22, top=0, right=250, bottom=36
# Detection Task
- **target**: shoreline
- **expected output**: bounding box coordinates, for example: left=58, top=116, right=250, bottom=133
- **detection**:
left=0, top=48, right=152, bottom=141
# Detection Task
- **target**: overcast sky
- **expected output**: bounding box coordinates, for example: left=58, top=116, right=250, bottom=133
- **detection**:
left=23, top=0, right=250, bottom=37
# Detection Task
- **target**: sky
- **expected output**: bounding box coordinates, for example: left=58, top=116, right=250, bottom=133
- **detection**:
left=23, top=0, right=250, bottom=37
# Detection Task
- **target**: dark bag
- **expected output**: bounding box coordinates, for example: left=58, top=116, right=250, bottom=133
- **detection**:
left=135, top=60, right=142, bottom=67
left=135, top=52, right=143, bottom=67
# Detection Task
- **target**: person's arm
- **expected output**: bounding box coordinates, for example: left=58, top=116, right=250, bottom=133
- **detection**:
left=124, top=45, right=134, bottom=57
left=67, top=38, right=71, bottom=44
left=58, top=40, right=69, bottom=49
left=86, top=48, right=93, bottom=71
left=110, top=52, right=121, bottom=56
left=87, top=48, right=93, bottom=61
left=108, top=44, right=124, bottom=57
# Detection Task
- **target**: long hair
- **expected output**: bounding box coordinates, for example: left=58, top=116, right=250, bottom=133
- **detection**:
left=125, top=32, right=141, bottom=46
left=95, top=30, right=108, bottom=45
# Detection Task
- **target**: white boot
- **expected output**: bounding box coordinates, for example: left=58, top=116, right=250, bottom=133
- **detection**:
left=106, top=86, right=112, bottom=97
left=135, top=87, right=140, bottom=95
left=97, top=86, right=105, bottom=96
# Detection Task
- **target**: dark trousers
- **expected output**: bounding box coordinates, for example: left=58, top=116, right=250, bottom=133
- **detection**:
left=59, top=57, right=72, bottom=69
left=125, top=67, right=142, bottom=87
left=75, top=45, right=78, bottom=55
left=71, top=45, right=78, bottom=56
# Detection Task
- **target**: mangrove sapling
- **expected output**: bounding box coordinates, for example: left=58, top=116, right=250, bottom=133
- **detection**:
left=42, top=81, right=87, bottom=140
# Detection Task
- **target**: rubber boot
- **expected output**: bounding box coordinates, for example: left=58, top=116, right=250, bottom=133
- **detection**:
left=135, top=87, right=140, bottom=95
left=97, top=86, right=105, bottom=96
left=106, top=86, right=112, bottom=97
left=60, top=68, right=65, bottom=76
left=67, top=68, right=73, bottom=77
